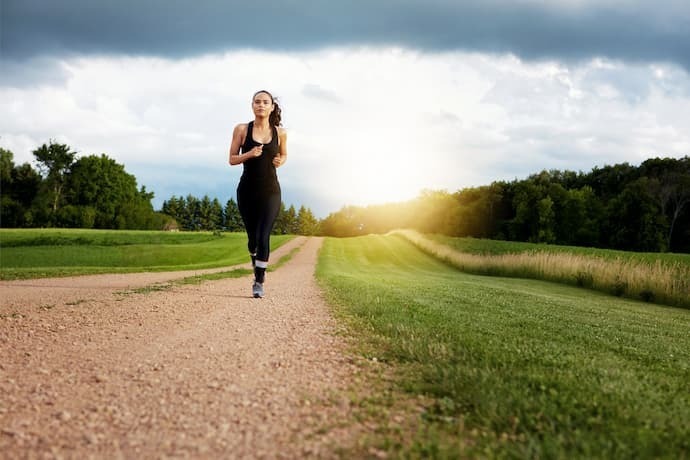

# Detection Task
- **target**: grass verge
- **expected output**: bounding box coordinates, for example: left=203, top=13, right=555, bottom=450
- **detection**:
left=317, top=234, right=690, bottom=458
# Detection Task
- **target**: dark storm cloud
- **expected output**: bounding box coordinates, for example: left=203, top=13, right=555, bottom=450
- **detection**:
left=3, top=0, right=690, bottom=70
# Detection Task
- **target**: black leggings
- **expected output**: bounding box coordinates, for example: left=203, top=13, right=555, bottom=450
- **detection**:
left=237, top=189, right=281, bottom=262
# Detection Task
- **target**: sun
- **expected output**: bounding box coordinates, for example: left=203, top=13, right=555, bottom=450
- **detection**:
left=333, top=142, right=427, bottom=207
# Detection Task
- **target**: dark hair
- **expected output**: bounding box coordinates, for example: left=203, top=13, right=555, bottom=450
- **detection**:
left=253, top=90, right=282, bottom=127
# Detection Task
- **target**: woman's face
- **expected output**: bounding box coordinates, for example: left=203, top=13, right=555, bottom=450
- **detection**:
left=252, top=92, right=274, bottom=117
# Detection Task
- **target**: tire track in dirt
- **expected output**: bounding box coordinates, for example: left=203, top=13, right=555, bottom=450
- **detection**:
left=0, top=237, right=365, bottom=459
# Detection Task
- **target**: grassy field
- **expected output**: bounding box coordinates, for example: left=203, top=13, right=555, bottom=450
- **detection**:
left=317, top=234, right=690, bottom=458
left=396, top=230, right=690, bottom=309
left=0, top=228, right=294, bottom=279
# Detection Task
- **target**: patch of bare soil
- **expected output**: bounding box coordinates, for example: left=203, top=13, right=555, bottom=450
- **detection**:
left=0, top=237, right=368, bottom=458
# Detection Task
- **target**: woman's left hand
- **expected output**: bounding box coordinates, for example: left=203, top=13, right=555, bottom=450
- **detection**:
left=272, top=155, right=283, bottom=167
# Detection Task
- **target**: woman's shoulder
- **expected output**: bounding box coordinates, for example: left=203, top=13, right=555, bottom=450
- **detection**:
left=277, top=126, right=287, bottom=137
left=233, top=123, right=250, bottom=142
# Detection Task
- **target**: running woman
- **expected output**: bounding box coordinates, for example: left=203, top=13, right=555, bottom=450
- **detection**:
left=228, top=90, right=287, bottom=298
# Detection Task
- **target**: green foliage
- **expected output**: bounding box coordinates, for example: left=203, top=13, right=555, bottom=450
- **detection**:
left=606, top=177, right=667, bottom=251
left=0, top=147, right=13, bottom=183
left=0, top=228, right=294, bottom=279
left=32, top=141, right=77, bottom=221
left=297, top=205, right=320, bottom=235
left=272, top=201, right=290, bottom=234
left=1, top=142, right=166, bottom=230
left=163, top=193, right=318, bottom=235
left=320, top=156, right=690, bottom=253
left=223, top=198, right=244, bottom=232
left=195, top=195, right=223, bottom=231
left=64, top=154, right=150, bottom=228
left=455, top=183, right=504, bottom=238
left=317, top=235, right=690, bottom=458
left=1, top=148, right=43, bottom=227
left=284, top=204, right=298, bottom=234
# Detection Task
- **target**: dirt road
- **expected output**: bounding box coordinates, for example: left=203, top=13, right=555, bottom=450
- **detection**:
left=0, top=237, right=364, bottom=459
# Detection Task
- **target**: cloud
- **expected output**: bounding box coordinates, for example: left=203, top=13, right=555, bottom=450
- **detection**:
left=301, top=84, right=341, bottom=104
left=3, top=0, right=690, bottom=71
left=2, top=48, right=689, bottom=217
left=0, top=57, right=70, bottom=88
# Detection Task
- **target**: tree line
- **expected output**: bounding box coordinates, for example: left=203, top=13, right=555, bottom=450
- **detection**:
left=321, top=157, right=690, bottom=253
left=3, top=141, right=687, bottom=252
left=1, top=142, right=168, bottom=229
left=0, top=141, right=320, bottom=235
left=160, top=195, right=320, bottom=235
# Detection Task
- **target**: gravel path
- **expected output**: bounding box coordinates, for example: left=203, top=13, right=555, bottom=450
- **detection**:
left=0, top=237, right=364, bottom=459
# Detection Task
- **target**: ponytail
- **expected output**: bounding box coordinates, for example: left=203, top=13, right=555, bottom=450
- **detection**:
left=253, top=90, right=282, bottom=127
left=269, top=101, right=282, bottom=127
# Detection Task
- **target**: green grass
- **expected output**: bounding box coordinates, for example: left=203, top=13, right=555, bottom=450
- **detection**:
left=317, top=234, right=690, bottom=459
left=0, top=228, right=223, bottom=247
left=0, top=228, right=294, bottom=279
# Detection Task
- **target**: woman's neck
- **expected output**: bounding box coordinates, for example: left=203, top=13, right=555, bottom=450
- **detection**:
left=253, top=117, right=270, bottom=130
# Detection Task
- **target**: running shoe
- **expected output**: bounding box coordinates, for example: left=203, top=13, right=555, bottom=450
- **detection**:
left=252, top=281, right=264, bottom=298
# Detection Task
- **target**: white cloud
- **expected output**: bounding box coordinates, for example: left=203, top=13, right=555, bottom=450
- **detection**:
left=2, top=48, right=689, bottom=216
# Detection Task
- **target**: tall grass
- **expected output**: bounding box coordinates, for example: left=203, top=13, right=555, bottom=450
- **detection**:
left=395, top=229, right=690, bottom=308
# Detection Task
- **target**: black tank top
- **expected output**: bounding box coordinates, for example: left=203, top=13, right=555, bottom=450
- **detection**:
left=238, top=121, right=280, bottom=195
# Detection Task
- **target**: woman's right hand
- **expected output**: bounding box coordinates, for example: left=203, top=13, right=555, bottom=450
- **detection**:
left=250, top=145, right=263, bottom=157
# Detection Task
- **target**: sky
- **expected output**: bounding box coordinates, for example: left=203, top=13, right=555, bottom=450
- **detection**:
left=2, top=0, right=690, bottom=217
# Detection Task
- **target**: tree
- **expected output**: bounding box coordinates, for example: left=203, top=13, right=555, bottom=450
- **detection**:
left=510, top=180, right=542, bottom=242
left=198, top=195, right=214, bottom=230
left=297, top=205, right=319, bottom=235
left=1, top=149, right=42, bottom=227
left=320, top=205, right=361, bottom=237
left=117, top=186, right=156, bottom=229
left=210, top=198, right=223, bottom=230
left=64, top=154, right=155, bottom=229
left=224, top=198, right=244, bottom=232
left=557, top=186, right=602, bottom=246
left=588, top=162, right=637, bottom=201
left=33, top=141, right=77, bottom=222
left=537, top=196, right=556, bottom=244
left=273, top=201, right=289, bottom=234
left=410, top=189, right=459, bottom=235
left=645, top=159, right=690, bottom=251
left=12, top=163, right=42, bottom=210
left=606, top=178, right=667, bottom=251
left=57, top=205, right=96, bottom=228
left=0, top=148, right=17, bottom=226
left=196, top=195, right=224, bottom=230
left=162, top=196, right=184, bottom=224
left=0, top=147, right=12, bottom=184
left=286, top=204, right=298, bottom=234
left=183, top=195, right=200, bottom=230
left=455, top=183, right=504, bottom=238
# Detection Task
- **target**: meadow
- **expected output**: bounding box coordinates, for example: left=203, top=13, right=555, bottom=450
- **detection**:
left=317, top=234, right=690, bottom=458
left=424, top=232, right=690, bottom=266
left=0, top=228, right=293, bottom=279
